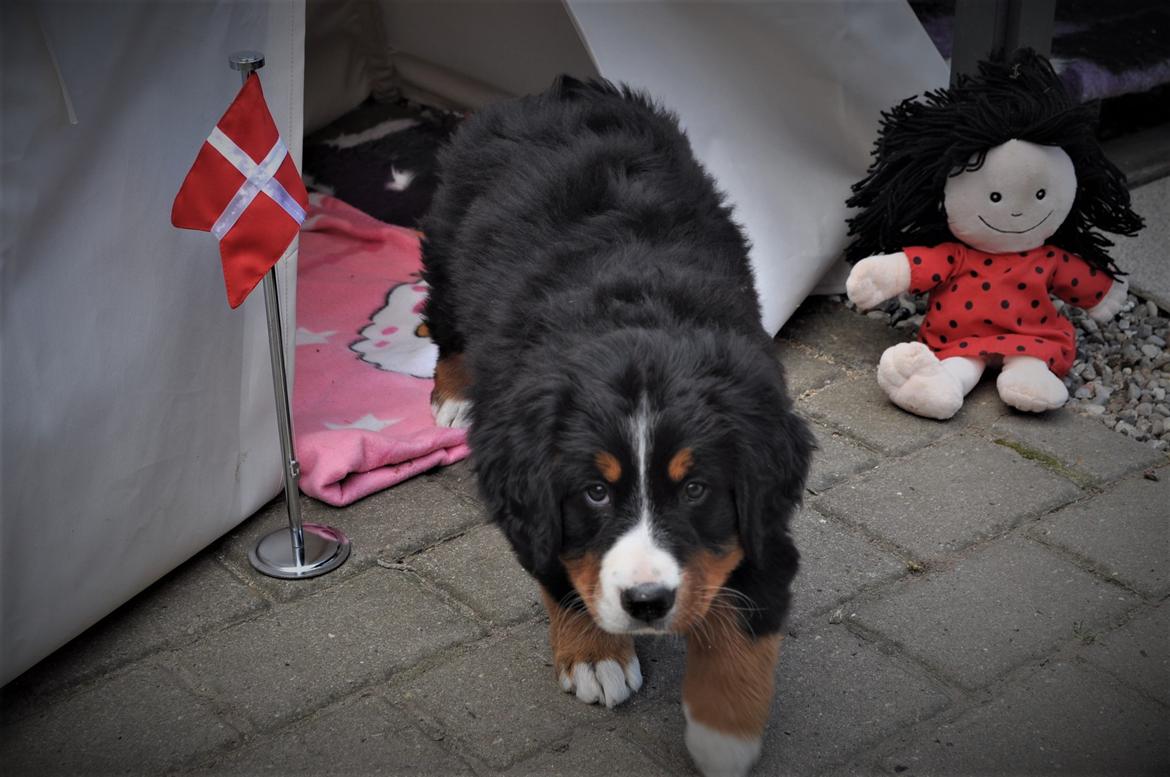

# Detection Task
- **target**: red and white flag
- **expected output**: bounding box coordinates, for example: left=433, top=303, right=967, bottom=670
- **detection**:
left=172, top=73, right=309, bottom=308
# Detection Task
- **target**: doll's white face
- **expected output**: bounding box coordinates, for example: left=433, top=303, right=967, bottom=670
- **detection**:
left=944, top=139, right=1076, bottom=254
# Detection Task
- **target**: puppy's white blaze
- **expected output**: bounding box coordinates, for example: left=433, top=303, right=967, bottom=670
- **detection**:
left=684, top=704, right=762, bottom=777
left=634, top=393, right=652, bottom=524
left=432, top=397, right=472, bottom=429
left=596, top=394, right=681, bottom=632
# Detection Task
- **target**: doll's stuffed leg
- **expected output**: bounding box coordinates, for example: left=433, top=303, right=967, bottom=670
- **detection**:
left=941, top=355, right=984, bottom=394
left=996, top=356, right=1068, bottom=412
left=877, top=343, right=984, bottom=420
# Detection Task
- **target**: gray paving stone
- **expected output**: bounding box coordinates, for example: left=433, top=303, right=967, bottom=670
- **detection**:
left=949, top=378, right=1014, bottom=428
left=806, top=425, right=879, bottom=494
left=195, top=691, right=473, bottom=775
left=774, top=339, right=846, bottom=396
left=1114, top=175, right=1170, bottom=311
left=391, top=623, right=609, bottom=770
left=778, top=298, right=903, bottom=368
left=0, top=663, right=239, bottom=775
left=621, top=635, right=687, bottom=709
left=507, top=726, right=673, bottom=776
left=1080, top=603, right=1170, bottom=706
left=883, top=659, right=1170, bottom=776
left=1029, top=475, right=1170, bottom=597
left=0, top=553, right=265, bottom=709
left=422, top=457, right=480, bottom=500
left=790, top=508, right=906, bottom=623
left=814, top=436, right=1082, bottom=560
left=799, top=375, right=955, bottom=456
left=336, top=473, right=489, bottom=559
left=217, top=477, right=487, bottom=601
left=851, top=536, right=1140, bottom=689
left=411, top=524, right=543, bottom=627
left=625, top=625, right=953, bottom=776
left=991, top=409, right=1168, bottom=483
left=761, top=626, right=953, bottom=775
left=164, top=568, right=481, bottom=729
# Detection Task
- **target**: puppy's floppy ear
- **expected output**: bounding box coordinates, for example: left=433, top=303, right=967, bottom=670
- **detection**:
left=468, top=367, right=569, bottom=579
left=731, top=362, right=815, bottom=563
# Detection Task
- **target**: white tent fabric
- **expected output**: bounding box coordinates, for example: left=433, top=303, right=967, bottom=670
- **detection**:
left=567, top=0, right=948, bottom=333
left=1, top=0, right=304, bottom=685
left=1, top=0, right=943, bottom=685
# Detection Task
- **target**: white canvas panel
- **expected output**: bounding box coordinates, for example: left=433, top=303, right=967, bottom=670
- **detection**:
left=1, top=0, right=304, bottom=684
left=566, top=0, right=949, bottom=334
left=376, top=0, right=600, bottom=109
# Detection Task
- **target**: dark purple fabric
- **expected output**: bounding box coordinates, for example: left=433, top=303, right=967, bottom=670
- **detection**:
left=911, top=1, right=1170, bottom=101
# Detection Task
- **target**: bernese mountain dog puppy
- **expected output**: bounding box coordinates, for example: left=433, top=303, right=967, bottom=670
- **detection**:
left=421, top=77, right=813, bottom=777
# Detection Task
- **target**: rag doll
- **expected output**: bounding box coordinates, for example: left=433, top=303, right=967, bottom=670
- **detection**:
left=844, top=49, right=1144, bottom=420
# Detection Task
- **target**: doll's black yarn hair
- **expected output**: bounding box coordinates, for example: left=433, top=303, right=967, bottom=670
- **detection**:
left=844, top=48, right=1143, bottom=277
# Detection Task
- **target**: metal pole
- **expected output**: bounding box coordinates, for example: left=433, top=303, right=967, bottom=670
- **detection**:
left=261, top=270, right=306, bottom=567
left=231, top=51, right=350, bottom=579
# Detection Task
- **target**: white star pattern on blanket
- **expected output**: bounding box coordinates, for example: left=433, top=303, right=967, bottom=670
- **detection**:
left=296, top=327, right=336, bottom=345
left=324, top=413, right=401, bottom=432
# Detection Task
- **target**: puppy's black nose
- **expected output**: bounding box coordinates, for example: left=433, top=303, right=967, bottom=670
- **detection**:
left=620, top=584, right=676, bottom=623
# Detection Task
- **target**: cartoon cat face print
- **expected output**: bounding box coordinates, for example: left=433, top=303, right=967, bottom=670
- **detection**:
left=350, top=282, right=437, bottom=378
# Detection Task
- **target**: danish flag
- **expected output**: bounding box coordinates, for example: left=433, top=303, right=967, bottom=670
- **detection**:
left=172, top=73, right=309, bottom=308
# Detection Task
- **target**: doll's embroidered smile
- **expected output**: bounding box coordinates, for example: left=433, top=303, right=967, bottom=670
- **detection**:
left=978, top=210, right=1053, bottom=234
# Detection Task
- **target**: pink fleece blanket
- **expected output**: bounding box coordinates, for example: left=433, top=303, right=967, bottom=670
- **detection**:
left=293, top=194, right=468, bottom=506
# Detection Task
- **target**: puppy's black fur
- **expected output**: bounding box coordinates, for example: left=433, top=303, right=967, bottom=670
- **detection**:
left=422, top=77, right=812, bottom=636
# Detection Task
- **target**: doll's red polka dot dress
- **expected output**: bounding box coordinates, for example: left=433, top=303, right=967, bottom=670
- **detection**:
left=905, top=242, right=1115, bottom=376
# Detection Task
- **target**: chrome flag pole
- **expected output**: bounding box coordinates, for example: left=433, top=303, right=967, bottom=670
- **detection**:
left=230, top=51, right=350, bottom=579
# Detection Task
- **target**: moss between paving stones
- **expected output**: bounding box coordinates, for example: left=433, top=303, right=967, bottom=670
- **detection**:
left=992, top=437, right=1099, bottom=489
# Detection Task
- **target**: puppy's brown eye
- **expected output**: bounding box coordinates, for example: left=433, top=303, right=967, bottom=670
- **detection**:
left=683, top=481, right=707, bottom=501
left=584, top=483, right=610, bottom=506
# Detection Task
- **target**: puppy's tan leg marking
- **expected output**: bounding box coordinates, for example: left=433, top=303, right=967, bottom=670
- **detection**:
left=683, top=613, right=781, bottom=777
left=431, top=352, right=472, bottom=428
left=542, top=567, right=642, bottom=709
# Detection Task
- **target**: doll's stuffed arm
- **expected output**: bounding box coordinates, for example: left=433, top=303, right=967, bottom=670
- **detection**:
left=1086, top=276, right=1128, bottom=323
left=846, top=252, right=912, bottom=311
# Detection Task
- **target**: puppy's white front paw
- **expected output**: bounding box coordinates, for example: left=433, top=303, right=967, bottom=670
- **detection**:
left=684, top=705, right=762, bottom=777
left=432, top=397, right=472, bottom=428
left=559, top=656, right=642, bottom=708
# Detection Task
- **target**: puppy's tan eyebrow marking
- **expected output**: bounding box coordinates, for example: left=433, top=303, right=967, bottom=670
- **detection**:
left=595, top=451, right=622, bottom=483
left=668, top=448, right=694, bottom=482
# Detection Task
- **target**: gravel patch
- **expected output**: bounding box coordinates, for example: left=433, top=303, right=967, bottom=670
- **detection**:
left=837, top=291, right=1170, bottom=452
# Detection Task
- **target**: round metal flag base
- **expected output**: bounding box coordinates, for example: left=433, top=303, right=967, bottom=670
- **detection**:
left=249, top=523, right=351, bottom=579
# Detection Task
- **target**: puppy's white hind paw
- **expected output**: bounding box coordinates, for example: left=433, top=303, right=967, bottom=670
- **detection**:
left=432, top=397, right=472, bottom=429
left=559, top=656, right=642, bottom=709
